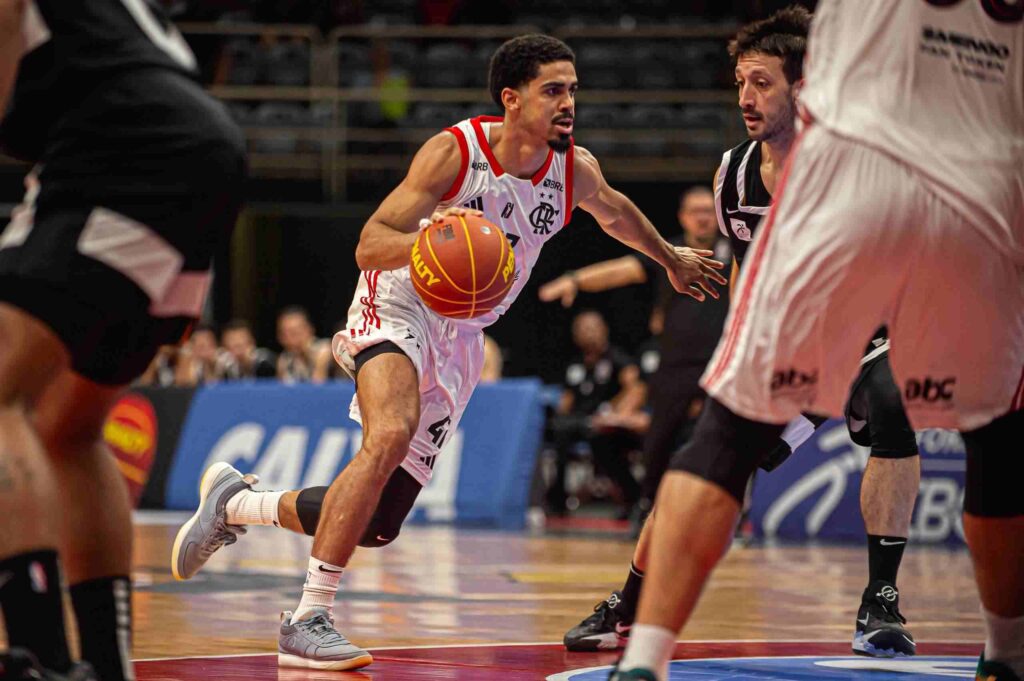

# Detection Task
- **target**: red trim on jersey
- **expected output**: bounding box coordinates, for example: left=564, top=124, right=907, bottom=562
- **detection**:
left=470, top=116, right=505, bottom=177
left=563, top=141, right=575, bottom=227
left=441, top=127, right=469, bottom=202
left=1012, top=364, right=1024, bottom=412
left=531, top=148, right=555, bottom=186
left=704, top=127, right=806, bottom=393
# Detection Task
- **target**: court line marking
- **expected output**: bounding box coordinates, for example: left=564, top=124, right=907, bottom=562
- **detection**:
left=544, top=654, right=978, bottom=681
left=133, top=640, right=977, bottom=662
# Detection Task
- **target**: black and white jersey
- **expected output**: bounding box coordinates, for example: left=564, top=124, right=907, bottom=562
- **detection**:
left=714, top=137, right=888, bottom=355
left=2, top=0, right=198, bottom=161
left=712, top=139, right=772, bottom=267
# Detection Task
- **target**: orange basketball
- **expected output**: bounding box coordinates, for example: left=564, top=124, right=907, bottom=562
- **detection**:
left=409, top=214, right=516, bottom=319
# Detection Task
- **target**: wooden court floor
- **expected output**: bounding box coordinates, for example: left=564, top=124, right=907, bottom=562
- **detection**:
left=119, top=513, right=985, bottom=679
left=2, top=514, right=986, bottom=679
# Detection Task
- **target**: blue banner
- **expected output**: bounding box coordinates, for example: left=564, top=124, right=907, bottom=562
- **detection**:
left=165, top=379, right=544, bottom=529
left=750, top=420, right=967, bottom=544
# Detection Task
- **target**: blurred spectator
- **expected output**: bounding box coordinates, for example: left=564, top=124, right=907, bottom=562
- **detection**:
left=222, top=319, right=278, bottom=380
left=538, top=186, right=732, bottom=523
left=546, top=310, right=644, bottom=517
left=481, top=334, right=503, bottom=383
left=137, top=346, right=182, bottom=387
left=277, top=306, right=332, bottom=383
left=176, top=323, right=234, bottom=385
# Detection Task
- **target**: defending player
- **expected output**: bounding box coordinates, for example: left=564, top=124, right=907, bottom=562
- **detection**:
left=560, top=8, right=921, bottom=659
left=0, top=1, right=245, bottom=679
left=172, top=34, right=727, bottom=671
left=612, top=1, right=1024, bottom=679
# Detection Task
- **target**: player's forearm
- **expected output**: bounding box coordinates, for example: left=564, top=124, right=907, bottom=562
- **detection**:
left=574, top=257, right=645, bottom=293
left=355, top=220, right=420, bottom=271
left=597, top=199, right=674, bottom=268
left=0, top=0, right=25, bottom=115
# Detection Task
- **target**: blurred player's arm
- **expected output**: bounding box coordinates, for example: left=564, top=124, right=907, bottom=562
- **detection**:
left=610, top=364, right=645, bottom=414
left=310, top=342, right=333, bottom=384
left=0, top=0, right=25, bottom=114
left=557, top=389, right=574, bottom=416
left=538, top=256, right=647, bottom=307
left=730, top=258, right=739, bottom=290
left=573, top=146, right=727, bottom=301
left=357, top=132, right=479, bottom=271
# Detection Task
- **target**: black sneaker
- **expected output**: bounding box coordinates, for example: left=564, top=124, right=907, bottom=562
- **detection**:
left=564, top=591, right=633, bottom=651
left=977, top=655, right=1023, bottom=681
left=608, top=665, right=659, bottom=680
left=0, top=649, right=97, bottom=680
left=852, top=580, right=916, bottom=658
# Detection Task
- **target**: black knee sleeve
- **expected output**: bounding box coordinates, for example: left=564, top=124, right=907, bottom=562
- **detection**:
left=296, top=468, right=424, bottom=545
left=667, top=397, right=785, bottom=503
left=964, top=410, right=1023, bottom=517
left=847, top=353, right=919, bottom=459
left=358, top=467, right=423, bottom=548
left=296, top=486, right=328, bottom=536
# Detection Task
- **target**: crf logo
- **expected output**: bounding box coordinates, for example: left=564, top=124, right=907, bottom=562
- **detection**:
left=905, top=377, right=956, bottom=402
left=771, top=368, right=818, bottom=392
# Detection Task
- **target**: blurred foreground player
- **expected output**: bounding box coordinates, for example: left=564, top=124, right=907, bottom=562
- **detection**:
left=612, top=1, right=1024, bottom=680
left=172, top=34, right=726, bottom=671
left=0, top=1, right=245, bottom=679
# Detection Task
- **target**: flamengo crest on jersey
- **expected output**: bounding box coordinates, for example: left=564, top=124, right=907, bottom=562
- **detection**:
left=375, top=115, right=575, bottom=331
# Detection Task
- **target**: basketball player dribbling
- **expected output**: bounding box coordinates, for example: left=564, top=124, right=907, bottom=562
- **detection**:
left=173, top=34, right=728, bottom=671
left=564, top=6, right=921, bottom=660
left=0, top=1, right=245, bottom=679
left=611, top=1, right=1024, bottom=679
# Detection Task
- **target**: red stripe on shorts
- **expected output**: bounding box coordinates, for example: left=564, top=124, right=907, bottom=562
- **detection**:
left=704, top=127, right=807, bottom=393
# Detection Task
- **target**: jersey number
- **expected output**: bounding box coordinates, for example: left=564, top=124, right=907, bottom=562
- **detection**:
left=427, top=415, right=452, bottom=449
left=119, top=0, right=198, bottom=70
left=924, top=0, right=1023, bottom=23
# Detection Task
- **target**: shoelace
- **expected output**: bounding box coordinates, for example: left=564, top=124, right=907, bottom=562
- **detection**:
left=199, top=518, right=246, bottom=558
left=584, top=598, right=619, bottom=628
left=300, top=614, right=347, bottom=644
left=872, top=597, right=908, bottom=625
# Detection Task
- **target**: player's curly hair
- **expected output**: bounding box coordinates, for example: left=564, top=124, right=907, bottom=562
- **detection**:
left=729, top=5, right=812, bottom=85
left=488, top=34, right=575, bottom=107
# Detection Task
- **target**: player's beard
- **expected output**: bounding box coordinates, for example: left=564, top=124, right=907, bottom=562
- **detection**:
left=548, top=134, right=572, bottom=152
left=757, top=95, right=798, bottom=144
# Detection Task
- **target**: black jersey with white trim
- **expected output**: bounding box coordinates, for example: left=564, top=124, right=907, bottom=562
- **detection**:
left=714, top=137, right=888, bottom=351
left=713, top=139, right=772, bottom=266
left=1, top=0, right=198, bottom=162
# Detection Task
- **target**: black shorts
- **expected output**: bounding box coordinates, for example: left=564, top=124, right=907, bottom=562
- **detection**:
left=0, top=69, right=245, bottom=385
left=844, top=349, right=918, bottom=457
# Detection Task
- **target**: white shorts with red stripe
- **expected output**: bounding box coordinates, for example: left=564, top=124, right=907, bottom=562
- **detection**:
left=702, top=124, right=1024, bottom=432
left=332, top=267, right=485, bottom=485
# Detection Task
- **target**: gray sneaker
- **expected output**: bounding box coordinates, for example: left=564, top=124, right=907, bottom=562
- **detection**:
left=278, top=609, right=374, bottom=670
left=170, top=461, right=252, bottom=580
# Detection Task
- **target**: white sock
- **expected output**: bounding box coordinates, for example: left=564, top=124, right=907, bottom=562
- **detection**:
left=983, top=607, right=1024, bottom=676
left=293, top=556, right=344, bottom=622
left=224, top=489, right=285, bottom=527
left=617, top=623, right=675, bottom=680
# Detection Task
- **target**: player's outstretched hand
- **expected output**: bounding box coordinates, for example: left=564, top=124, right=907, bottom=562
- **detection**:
left=665, top=247, right=728, bottom=302
left=538, top=276, right=577, bottom=308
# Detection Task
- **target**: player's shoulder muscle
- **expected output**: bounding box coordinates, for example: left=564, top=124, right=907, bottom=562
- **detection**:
left=404, top=130, right=463, bottom=195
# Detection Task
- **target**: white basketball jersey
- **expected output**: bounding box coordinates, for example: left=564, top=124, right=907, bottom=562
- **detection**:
left=434, top=115, right=573, bottom=329
left=801, top=0, right=1024, bottom=259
